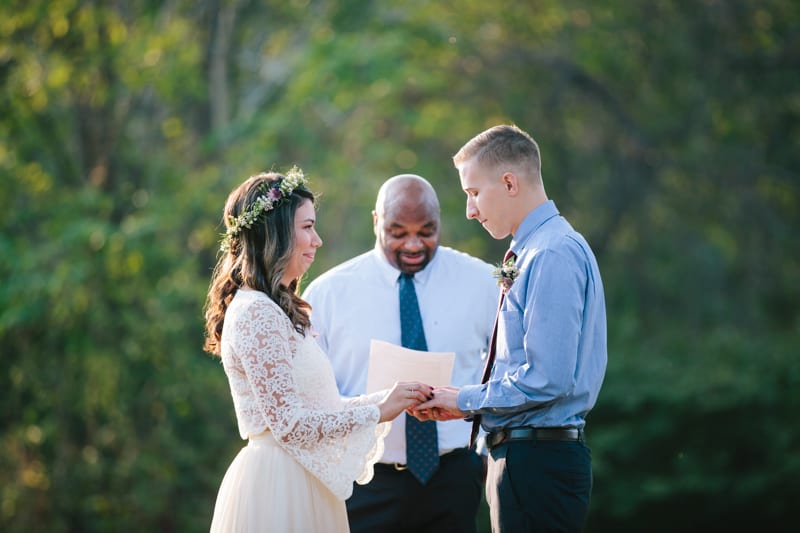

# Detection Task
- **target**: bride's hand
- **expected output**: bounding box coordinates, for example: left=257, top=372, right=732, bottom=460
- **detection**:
left=377, top=381, right=433, bottom=423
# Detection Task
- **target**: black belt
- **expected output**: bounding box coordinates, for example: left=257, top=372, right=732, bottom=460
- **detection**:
left=376, top=447, right=472, bottom=472
left=486, top=427, right=583, bottom=450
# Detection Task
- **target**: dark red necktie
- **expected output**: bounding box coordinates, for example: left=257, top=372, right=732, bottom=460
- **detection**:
left=470, top=249, right=515, bottom=448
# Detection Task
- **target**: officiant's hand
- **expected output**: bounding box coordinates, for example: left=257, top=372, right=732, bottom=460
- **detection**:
left=409, top=386, right=465, bottom=421
left=378, top=381, right=433, bottom=423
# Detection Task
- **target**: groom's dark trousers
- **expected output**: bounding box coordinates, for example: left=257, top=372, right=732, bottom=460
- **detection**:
left=487, top=438, right=593, bottom=532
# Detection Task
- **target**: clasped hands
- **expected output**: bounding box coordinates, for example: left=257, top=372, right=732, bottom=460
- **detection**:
left=379, top=382, right=464, bottom=423
left=407, top=386, right=465, bottom=422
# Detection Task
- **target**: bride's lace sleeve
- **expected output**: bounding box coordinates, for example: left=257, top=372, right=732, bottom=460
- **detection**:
left=231, top=297, right=380, bottom=449
left=343, top=390, right=386, bottom=408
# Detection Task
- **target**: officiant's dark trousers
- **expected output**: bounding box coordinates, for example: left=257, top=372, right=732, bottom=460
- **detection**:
left=487, top=438, right=592, bottom=532
left=346, top=447, right=482, bottom=533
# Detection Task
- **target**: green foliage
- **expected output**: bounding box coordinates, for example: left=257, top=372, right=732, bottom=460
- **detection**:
left=1, top=0, right=798, bottom=531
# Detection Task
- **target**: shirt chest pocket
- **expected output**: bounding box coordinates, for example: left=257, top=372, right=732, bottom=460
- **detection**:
left=498, top=309, right=524, bottom=356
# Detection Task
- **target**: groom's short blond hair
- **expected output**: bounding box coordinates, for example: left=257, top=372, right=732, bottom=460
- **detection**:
left=453, top=124, right=542, bottom=182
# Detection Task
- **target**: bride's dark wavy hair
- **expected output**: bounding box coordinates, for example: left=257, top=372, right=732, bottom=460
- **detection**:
left=203, top=172, right=315, bottom=356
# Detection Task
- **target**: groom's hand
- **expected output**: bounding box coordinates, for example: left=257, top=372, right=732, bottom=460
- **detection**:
left=409, top=386, right=465, bottom=421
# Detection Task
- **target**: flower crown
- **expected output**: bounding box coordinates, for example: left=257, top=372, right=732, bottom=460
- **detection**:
left=219, top=165, right=308, bottom=253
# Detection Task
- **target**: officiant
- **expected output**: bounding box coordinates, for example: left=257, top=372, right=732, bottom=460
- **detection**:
left=303, top=174, right=498, bottom=533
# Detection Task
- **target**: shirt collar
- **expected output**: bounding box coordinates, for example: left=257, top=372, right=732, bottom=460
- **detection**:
left=372, top=243, right=438, bottom=287
left=509, top=200, right=560, bottom=255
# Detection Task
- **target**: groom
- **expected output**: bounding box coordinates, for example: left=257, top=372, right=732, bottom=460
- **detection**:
left=414, top=124, right=608, bottom=532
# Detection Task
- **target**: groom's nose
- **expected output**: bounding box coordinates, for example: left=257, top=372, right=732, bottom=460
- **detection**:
left=466, top=199, right=479, bottom=220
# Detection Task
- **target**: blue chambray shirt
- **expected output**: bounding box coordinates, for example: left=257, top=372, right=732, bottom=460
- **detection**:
left=457, top=200, right=607, bottom=431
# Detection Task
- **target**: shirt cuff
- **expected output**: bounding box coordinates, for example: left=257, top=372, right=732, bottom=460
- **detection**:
left=457, top=383, right=486, bottom=415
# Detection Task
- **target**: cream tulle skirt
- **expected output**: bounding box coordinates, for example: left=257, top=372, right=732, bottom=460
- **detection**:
left=210, top=431, right=350, bottom=533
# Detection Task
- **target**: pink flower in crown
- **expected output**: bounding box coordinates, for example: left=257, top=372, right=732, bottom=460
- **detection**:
left=268, top=187, right=283, bottom=201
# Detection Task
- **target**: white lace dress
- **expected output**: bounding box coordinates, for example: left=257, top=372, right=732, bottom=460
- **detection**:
left=210, top=288, right=389, bottom=532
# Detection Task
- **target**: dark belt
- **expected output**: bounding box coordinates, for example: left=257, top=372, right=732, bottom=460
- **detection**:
left=486, top=427, right=583, bottom=450
left=376, top=447, right=472, bottom=472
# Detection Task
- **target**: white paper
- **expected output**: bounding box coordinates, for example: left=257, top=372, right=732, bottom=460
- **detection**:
left=366, top=339, right=456, bottom=393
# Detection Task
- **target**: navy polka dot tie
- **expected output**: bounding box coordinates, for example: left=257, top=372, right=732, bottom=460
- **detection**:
left=399, top=273, right=439, bottom=485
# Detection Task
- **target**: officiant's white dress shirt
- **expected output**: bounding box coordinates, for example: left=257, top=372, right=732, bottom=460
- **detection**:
left=303, top=245, right=499, bottom=464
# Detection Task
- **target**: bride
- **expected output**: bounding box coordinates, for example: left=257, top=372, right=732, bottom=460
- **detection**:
left=203, top=167, right=431, bottom=532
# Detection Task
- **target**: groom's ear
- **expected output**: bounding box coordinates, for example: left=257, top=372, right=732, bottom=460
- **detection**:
left=502, top=172, right=520, bottom=196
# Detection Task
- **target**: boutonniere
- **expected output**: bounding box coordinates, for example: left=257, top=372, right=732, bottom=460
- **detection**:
left=492, top=257, right=519, bottom=293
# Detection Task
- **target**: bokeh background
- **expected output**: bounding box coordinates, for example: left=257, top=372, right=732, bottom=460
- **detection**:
left=2, top=1, right=798, bottom=531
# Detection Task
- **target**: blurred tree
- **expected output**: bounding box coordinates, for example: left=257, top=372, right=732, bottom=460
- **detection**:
left=0, top=1, right=229, bottom=530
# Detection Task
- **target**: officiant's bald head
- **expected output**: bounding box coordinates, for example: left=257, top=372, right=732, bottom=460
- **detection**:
left=373, top=174, right=441, bottom=275
left=375, top=174, right=440, bottom=217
